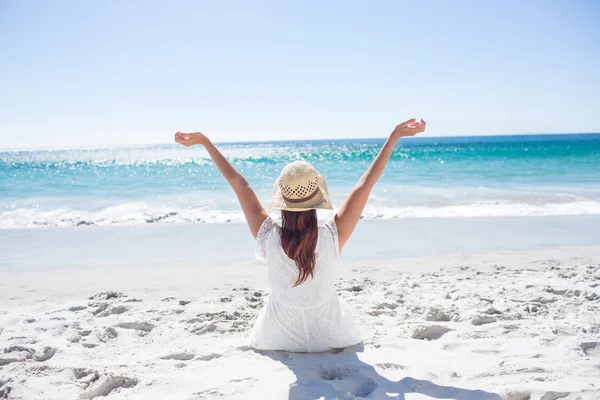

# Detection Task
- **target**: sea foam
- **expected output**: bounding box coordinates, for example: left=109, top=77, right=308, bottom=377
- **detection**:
left=2, top=200, right=600, bottom=229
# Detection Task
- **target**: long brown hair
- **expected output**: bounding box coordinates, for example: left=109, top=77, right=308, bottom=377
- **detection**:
left=280, top=209, right=318, bottom=286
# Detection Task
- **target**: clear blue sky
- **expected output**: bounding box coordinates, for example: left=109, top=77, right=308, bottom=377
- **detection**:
left=1, top=0, right=599, bottom=148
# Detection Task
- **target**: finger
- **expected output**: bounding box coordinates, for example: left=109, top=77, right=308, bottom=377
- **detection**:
left=399, top=118, right=417, bottom=128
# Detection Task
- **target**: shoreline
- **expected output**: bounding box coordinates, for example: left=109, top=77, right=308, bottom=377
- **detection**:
left=3, top=215, right=600, bottom=271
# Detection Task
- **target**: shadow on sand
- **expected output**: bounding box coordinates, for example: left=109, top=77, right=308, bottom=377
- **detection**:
left=256, top=343, right=502, bottom=400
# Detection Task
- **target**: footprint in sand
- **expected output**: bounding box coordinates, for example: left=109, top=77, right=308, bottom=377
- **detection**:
left=540, top=392, right=570, bottom=400
left=374, top=363, right=405, bottom=371
left=116, top=321, right=155, bottom=332
left=96, top=305, right=128, bottom=318
left=320, top=367, right=378, bottom=398
left=79, top=329, right=92, bottom=337
left=545, top=287, right=569, bottom=296
left=78, top=373, right=138, bottom=399
left=25, top=364, right=58, bottom=376
left=580, top=342, right=600, bottom=357
left=194, top=353, right=222, bottom=361
left=124, top=298, right=142, bottom=303
left=160, top=351, right=195, bottom=361
left=343, top=285, right=364, bottom=293
left=74, top=368, right=100, bottom=385
left=35, top=346, right=56, bottom=361
left=584, top=292, right=600, bottom=301
left=0, top=345, right=56, bottom=365
left=191, top=310, right=256, bottom=334
left=483, top=307, right=503, bottom=315
left=88, top=292, right=131, bottom=317
left=412, top=325, right=451, bottom=340
left=503, top=391, right=531, bottom=400
left=76, top=328, right=96, bottom=348
left=366, top=310, right=395, bottom=317
left=425, top=307, right=454, bottom=322
left=188, top=322, right=217, bottom=335
left=243, top=291, right=264, bottom=309
left=91, top=303, right=109, bottom=316
left=96, top=327, right=118, bottom=343
left=88, top=291, right=126, bottom=301
left=0, top=378, right=12, bottom=398
left=372, top=302, right=398, bottom=310
left=472, top=315, right=497, bottom=325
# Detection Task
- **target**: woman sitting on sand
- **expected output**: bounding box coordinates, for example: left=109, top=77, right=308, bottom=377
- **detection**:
left=175, top=118, right=426, bottom=352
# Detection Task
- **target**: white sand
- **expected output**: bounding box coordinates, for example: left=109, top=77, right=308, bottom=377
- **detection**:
left=1, top=246, right=599, bottom=399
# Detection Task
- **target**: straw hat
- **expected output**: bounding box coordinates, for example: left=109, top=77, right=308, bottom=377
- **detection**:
left=268, top=161, right=334, bottom=212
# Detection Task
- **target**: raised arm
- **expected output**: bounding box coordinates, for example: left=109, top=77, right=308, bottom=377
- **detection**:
left=175, top=131, right=268, bottom=238
left=335, top=119, right=426, bottom=251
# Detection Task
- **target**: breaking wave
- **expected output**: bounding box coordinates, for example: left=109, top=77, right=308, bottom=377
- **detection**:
left=2, top=200, right=600, bottom=229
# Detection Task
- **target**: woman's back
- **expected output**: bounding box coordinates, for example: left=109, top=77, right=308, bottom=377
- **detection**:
left=251, top=216, right=361, bottom=352
left=259, top=217, right=339, bottom=307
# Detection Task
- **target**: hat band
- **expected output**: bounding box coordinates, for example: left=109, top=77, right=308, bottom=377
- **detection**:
left=282, top=187, right=320, bottom=204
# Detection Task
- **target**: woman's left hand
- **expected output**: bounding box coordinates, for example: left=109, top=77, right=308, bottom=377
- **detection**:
left=174, top=131, right=209, bottom=147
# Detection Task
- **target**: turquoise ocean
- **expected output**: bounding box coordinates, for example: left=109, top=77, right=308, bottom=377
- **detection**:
left=1, top=133, right=599, bottom=229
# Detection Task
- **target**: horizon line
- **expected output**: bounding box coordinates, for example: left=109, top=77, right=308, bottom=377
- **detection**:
left=1, top=131, right=599, bottom=152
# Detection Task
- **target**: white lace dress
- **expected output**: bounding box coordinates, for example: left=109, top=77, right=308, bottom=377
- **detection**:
left=249, top=216, right=362, bottom=353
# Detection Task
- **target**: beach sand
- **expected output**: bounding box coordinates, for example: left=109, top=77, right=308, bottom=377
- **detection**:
left=1, top=245, right=599, bottom=399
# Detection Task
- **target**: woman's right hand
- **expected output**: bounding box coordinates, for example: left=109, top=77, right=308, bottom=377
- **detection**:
left=391, top=118, right=426, bottom=139
left=174, top=131, right=209, bottom=147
